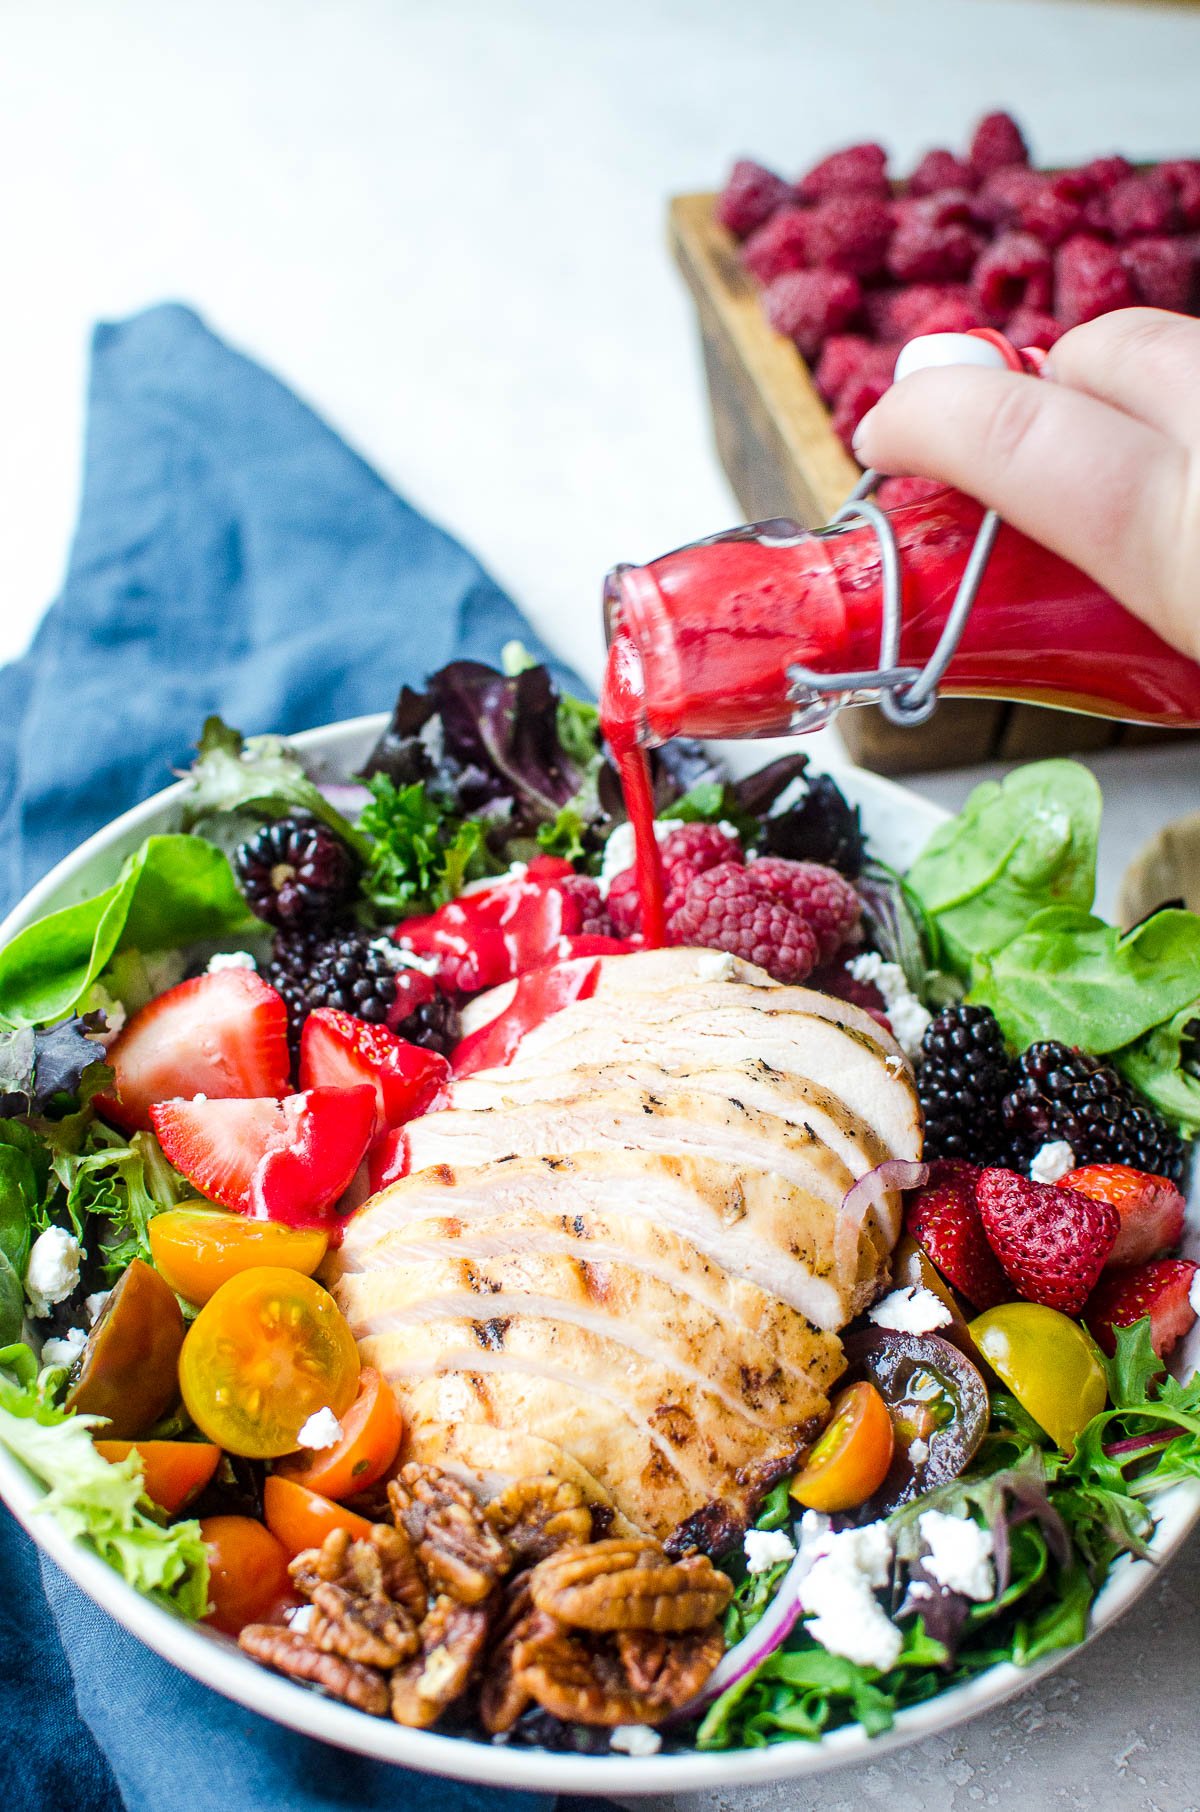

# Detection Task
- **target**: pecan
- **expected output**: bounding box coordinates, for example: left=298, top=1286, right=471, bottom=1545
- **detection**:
left=513, top=1627, right=667, bottom=1727
left=238, top=1625, right=389, bottom=1717
left=389, top=1595, right=492, bottom=1728
left=389, top=1464, right=509, bottom=1605
left=478, top=1575, right=560, bottom=1736
left=289, top=1524, right=425, bottom=1664
left=484, top=1475, right=594, bottom=1564
left=529, top=1538, right=733, bottom=1633
left=617, top=1625, right=725, bottom=1705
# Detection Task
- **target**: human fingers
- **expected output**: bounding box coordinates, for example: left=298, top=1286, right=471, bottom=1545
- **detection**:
left=1046, top=308, right=1200, bottom=443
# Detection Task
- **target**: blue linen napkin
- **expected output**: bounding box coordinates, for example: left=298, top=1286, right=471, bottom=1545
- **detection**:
left=0, top=303, right=583, bottom=1812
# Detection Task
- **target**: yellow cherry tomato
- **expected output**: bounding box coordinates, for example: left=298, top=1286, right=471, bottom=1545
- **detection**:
left=149, top=1207, right=328, bottom=1306
left=789, top=1381, right=895, bottom=1512
left=179, top=1268, right=359, bottom=1459
left=970, top=1301, right=1107, bottom=1453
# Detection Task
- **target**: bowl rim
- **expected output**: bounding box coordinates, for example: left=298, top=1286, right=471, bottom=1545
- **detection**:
left=3, top=711, right=1198, bottom=1794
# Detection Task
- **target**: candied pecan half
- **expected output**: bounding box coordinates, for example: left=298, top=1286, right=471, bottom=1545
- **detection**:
left=513, top=1628, right=666, bottom=1727
left=238, top=1625, right=389, bottom=1717
left=617, top=1625, right=725, bottom=1705
left=389, top=1464, right=509, bottom=1605
left=479, top=1575, right=561, bottom=1736
left=529, top=1538, right=732, bottom=1633
left=485, top=1475, right=594, bottom=1564
left=390, top=1596, right=492, bottom=1728
left=289, top=1524, right=425, bottom=1664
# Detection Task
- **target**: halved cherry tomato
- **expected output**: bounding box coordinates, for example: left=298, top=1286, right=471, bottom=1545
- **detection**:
left=200, top=1515, right=292, bottom=1636
left=149, top=1206, right=328, bottom=1306
left=179, top=1268, right=359, bottom=1459
left=263, top=1474, right=376, bottom=1559
left=275, top=1367, right=403, bottom=1500
left=789, top=1381, right=895, bottom=1512
left=970, top=1301, right=1108, bottom=1453
left=94, top=1439, right=220, bottom=1515
left=66, top=1258, right=185, bottom=1440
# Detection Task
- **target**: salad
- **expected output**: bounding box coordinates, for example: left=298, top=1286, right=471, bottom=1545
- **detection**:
left=2, top=648, right=1200, bottom=1756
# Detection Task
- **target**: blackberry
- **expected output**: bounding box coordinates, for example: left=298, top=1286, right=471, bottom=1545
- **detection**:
left=266, top=927, right=459, bottom=1058
left=917, top=1003, right=1013, bottom=1163
left=1000, top=1040, right=1186, bottom=1183
left=234, top=816, right=358, bottom=929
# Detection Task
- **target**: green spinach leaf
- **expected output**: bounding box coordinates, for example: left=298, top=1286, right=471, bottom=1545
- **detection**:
left=1114, top=1003, right=1200, bottom=1133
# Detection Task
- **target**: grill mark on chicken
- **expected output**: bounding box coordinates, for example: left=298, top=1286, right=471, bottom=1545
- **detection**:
left=472, top=1317, right=510, bottom=1349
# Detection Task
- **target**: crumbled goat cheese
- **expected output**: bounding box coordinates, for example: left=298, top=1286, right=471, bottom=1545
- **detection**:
left=846, top=952, right=931, bottom=1058
left=40, top=1326, right=88, bottom=1368
left=919, top=1509, right=995, bottom=1601
left=285, top=1604, right=315, bottom=1633
left=295, top=1408, right=343, bottom=1450
left=908, top=1436, right=930, bottom=1465
left=800, top=1521, right=903, bottom=1671
left=1191, top=1270, right=1200, bottom=1318
left=743, top=1528, right=796, bottom=1574
left=387, top=944, right=440, bottom=976
left=207, top=950, right=257, bottom=973
left=1029, top=1140, right=1076, bottom=1185
left=598, top=819, right=670, bottom=897
left=25, top=1227, right=81, bottom=1316
left=84, top=1291, right=110, bottom=1326
left=610, top=1725, right=663, bottom=1756
left=696, top=950, right=738, bottom=983
left=869, top=1284, right=953, bottom=1335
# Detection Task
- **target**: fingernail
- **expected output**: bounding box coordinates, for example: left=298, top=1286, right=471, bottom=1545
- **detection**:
left=851, top=407, right=877, bottom=460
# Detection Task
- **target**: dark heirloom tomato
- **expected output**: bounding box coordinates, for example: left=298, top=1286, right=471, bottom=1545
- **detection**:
left=66, top=1258, right=185, bottom=1439
left=841, top=1328, right=989, bottom=1516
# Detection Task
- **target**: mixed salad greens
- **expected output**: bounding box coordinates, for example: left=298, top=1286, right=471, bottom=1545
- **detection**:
left=0, top=652, right=1198, bottom=1757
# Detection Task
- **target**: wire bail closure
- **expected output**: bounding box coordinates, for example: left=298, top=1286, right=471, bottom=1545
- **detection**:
left=786, top=471, right=1000, bottom=731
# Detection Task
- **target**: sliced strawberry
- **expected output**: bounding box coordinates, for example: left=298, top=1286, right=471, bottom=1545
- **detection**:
left=977, top=1167, right=1118, bottom=1316
left=299, top=1009, right=449, bottom=1132
left=1058, top=1163, right=1186, bottom=1267
left=368, top=1127, right=408, bottom=1194
left=150, top=1087, right=376, bottom=1226
left=98, top=970, right=290, bottom=1133
left=451, top=957, right=603, bottom=1079
left=907, top=1160, right=1011, bottom=1310
left=1086, top=1257, right=1199, bottom=1358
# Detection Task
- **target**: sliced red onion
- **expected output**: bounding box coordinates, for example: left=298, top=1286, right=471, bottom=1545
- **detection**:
left=835, top=1158, right=929, bottom=1282
left=672, top=1548, right=810, bottom=1723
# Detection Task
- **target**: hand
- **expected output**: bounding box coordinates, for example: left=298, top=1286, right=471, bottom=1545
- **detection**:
left=853, top=309, right=1200, bottom=665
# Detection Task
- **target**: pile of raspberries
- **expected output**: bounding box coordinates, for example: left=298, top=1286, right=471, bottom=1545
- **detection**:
left=717, top=111, right=1200, bottom=455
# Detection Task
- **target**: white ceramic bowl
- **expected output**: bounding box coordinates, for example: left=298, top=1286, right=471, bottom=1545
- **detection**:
left=2, top=714, right=1197, bottom=1795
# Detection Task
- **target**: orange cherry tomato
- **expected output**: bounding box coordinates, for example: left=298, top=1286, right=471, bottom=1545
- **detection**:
left=263, top=1474, right=376, bottom=1559
left=200, top=1515, right=292, bottom=1636
left=179, top=1268, right=359, bottom=1459
left=149, top=1207, right=328, bottom=1306
left=94, top=1439, right=220, bottom=1515
left=789, top=1381, right=896, bottom=1513
left=274, top=1367, right=403, bottom=1500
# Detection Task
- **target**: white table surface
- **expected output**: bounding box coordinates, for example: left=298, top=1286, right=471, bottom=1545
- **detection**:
left=3, top=1, right=1200, bottom=1804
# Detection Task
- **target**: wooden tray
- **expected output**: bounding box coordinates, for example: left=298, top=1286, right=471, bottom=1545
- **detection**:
left=668, top=188, right=1184, bottom=774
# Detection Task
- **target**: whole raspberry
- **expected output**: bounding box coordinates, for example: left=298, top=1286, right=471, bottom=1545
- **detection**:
left=875, top=476, right=947, bottom=508
left=745, top=857, right=862, bottom=962
left=814, top=333, right=874, bottom=404
left=1056, top=233, right=1137, bottom=328
left=559, top=874, right=614, bottom=939
left=831, top=352, right=896, bottom=449
left=905, top=294, right=986, bottom=336
left=716, top=158, right=792, bottom=239
left=1004, top=305, right=1063, bottom=351
left=796, top=142, right=889, bottom=203
left=972, top=166, right=1046, bottom=230
left=742, top=205, right=813, bottom=284
left=978, top=170, right=1084, bottom=246
left=887, top=198, right=984, bottom=283
left=668, top=861, right=821, bottom=984
left=1120, top=236, right=1197, bottom=313
left=1159, top=159, right=1200, bottom=230
left=1075, top=155, right=1134, bottom=194
left=605, top=822, right=743, bottom=938
left=808, top=194, right=893, bottom=278
left=1106, top=173, right=1177, bottom=242
left=968, top=111, right=1030, bottom=178
left=973, top=231, right=1054, bottom=321
left=865, top=282, right=973, bottom=340
left=909, top=148, right=977, bottom=196
left=763, top=268, right=862, bottom=360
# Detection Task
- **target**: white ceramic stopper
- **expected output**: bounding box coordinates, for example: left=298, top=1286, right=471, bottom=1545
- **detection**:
left=893, top=332, right=1013, bottom=384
